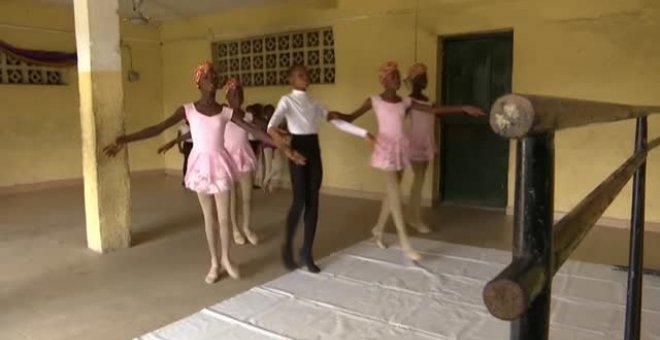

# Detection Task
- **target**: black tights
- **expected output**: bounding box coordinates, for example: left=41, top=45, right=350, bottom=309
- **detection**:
left=284, top=135, right=322, bottom=267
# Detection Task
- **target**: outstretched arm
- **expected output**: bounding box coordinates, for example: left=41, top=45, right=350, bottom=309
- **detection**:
left=230, top=108, right=276, bottom=147
left=267, top=126, right=290, bottom=149
left=311, top=98, right=373, bottom=140
left=410, top=102, right=485, bottom=117
left=158, top=131, right=191, bottom=154
left=233, top=111, right=305, bottom=165
left=230, top=107, right=306, bottom=165
left=104, top=106, right=185, bottom=156
left=327, top=98, right=372, bottom=123
left=328, top=119, right=374, bottom=140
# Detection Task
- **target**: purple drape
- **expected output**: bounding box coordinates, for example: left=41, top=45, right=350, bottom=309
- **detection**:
left=0, top=40, right=76, bottom=68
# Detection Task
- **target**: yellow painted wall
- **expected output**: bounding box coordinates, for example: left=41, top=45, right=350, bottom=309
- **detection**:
left=160, top=0, right=660, bottom=222
left=0, top=0, right=164, bottom=187
left=2, top=0, right=659, bottom=223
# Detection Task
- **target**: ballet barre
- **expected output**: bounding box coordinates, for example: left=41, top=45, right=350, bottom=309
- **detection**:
left=483, top=94, right=660, bottom=340
left=489, top=94, right=660, bottom=139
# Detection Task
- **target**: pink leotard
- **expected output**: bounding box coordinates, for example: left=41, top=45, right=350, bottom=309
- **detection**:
left=370, top=95, right=412, bottom=171
left=408, top=97, right=437, bottom=162
left=184, top=103, right=239, bottom=194
left=224, top=112, right=258, bottom=173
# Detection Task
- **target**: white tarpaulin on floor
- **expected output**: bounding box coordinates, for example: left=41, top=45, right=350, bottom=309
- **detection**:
left=137, top=236, right=660, bottom=340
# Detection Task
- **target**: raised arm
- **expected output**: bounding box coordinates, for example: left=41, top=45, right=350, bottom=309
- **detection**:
left=410, top=102, right=485, bottom=117
left=327, top=98, right=372, bottom=123
left=104, top=106, right=185, bottom=156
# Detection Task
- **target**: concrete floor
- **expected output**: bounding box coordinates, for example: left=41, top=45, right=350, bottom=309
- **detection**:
left=1, top=175, right=659, bottom=340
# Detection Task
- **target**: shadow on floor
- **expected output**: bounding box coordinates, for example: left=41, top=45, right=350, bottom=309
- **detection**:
left=131, top=213, right=201, bottom=246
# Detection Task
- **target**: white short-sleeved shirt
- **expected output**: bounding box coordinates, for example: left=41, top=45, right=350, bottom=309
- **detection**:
left=268, top=89, right=368, bottom=138
left=267, top=89, right=330, bottom=134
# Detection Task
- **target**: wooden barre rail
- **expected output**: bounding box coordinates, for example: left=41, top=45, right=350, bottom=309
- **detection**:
left=554, top=138, right=660, bottom=271
left=489, top=94, right=660, bottom=139
left=483, top=136, right=660, bottom=321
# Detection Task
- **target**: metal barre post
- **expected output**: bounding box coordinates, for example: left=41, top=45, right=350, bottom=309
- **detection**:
left=484, top=136, right=660, bottom=322
left=624, top=116, right=647, bottom=340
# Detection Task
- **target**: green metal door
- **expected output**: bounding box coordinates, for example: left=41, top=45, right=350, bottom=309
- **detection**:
left=439, top=32, right=513, bottom=208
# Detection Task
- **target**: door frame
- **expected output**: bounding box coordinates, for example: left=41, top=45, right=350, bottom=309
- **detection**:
left=434, top=30, right=514, bottom=209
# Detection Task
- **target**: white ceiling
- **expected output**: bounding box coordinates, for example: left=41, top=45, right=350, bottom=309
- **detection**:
left=35, top=0, right=282, bottom=20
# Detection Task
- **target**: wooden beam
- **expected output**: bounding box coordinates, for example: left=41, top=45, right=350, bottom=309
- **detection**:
left=554, top=136, right=660, bottom=271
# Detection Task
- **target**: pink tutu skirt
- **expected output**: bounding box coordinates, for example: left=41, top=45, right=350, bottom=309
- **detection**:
left=371, top=134, right=411, bottom=171
left=408, top=133, right=437, bottom=162
left=184, top=149, right=239, bottom=194
left=226, top=142, right=257, bottom=174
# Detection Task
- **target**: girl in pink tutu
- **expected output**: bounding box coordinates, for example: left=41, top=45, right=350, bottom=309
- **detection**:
left=104, top=62, right=304, bottom=283
left=160, top=78, right=260, bottom=247
left=329, top=61, right=483, bottom=260
left=225, top=102, right=259, bottom=246
left=405, top=63, right=435, bottom=234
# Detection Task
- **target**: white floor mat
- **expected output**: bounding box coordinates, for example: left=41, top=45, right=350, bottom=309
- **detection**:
left=137, top=236, right=660, bottom=340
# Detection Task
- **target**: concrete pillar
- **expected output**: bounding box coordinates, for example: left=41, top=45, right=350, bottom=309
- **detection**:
left=73, top=0, right=131, bottom=252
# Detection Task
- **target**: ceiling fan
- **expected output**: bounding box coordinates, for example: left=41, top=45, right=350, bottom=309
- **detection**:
left=124, top=0, right=150, bottom=25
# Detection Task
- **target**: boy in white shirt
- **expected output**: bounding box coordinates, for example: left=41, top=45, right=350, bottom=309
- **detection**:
left=268, top=64, right=373, bottom=273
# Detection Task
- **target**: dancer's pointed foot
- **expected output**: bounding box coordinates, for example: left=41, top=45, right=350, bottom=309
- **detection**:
left=221, top=258, right=240, bottom=279
left=404, top=248, right=422, bottom=261
left=233, top=230, right=246, bottom=245
left=244, top=230, right=259, bottom=245
left=205, top=265, right=220, bottom=284
left=411, top=222, right=431, bottom=234
left=372, top=227, right=387, bottom=249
